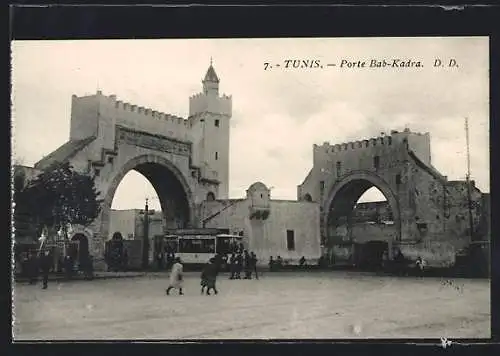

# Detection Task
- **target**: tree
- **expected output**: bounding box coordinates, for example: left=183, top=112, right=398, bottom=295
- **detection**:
left=13, top=166, right=37, bottom=241
left=15, top=162, right=102, bottom=239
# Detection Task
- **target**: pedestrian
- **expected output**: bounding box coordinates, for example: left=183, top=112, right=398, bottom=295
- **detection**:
left=229, top=253, right=236, bottom=279
left=299, top=256, right=307, bottom=268
left=156, top=251, right=164, bottom=270
left=381, top=250, right=389, bottom=271
left=243, top=250, right=252, bottom=279
left=269, top=256, right=274, bottom=272
left=235, top=253, right=243, bottom=279
left=40, top=250, right=52, bottom=289
left=276, top=256, right=283, bottom=271
left=251, top=252, right=259, bottom=280
left=64, top=255, right=73, bottom=280
left=200, top=259, right=209, bottom=294
left=166, top=257, right=184, bottom=296
left=221, top=253, right=228, bottom=272
left=416, top=256, right=426, bottom=277
left=203, top=258, right=219, bottom=295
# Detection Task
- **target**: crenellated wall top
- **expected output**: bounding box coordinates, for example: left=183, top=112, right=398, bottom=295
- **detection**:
left=313, top=128, right=429, bottom=154
left=76, top=90, right=190, bottom=127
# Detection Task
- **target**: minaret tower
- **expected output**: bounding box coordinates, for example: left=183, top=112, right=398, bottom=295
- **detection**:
left=203, top=57, right=220, bottom=95
left=189, top=60, right=232, bottom=200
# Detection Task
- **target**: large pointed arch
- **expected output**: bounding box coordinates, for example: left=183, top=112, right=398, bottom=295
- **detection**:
left=323, top=170, right=401, bottom=241
left=99, top=154, right=195, bottom=241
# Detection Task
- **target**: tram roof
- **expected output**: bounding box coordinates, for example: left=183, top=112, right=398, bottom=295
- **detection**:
left=163, top=233, right=242, bottom=239
left=164, top=228, right=230, bottom=236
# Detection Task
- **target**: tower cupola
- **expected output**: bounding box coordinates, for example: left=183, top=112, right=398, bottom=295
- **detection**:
left=202, top=58, right=220, bottom=95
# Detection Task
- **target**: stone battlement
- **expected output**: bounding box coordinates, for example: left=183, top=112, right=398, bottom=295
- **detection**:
left=188, top=91, right=232, bottom=118
left=98, top=91, right=189, bottom=127
left=189, top=92, right=232, bottom=100
left=314, top=128, right=428, bottom=154
left=71, top=90, right=193, bottom=143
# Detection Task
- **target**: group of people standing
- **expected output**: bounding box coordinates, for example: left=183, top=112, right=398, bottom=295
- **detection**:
left=227, top=250, right=258, bottom=280
left=20, top=250, right=54, bottom=289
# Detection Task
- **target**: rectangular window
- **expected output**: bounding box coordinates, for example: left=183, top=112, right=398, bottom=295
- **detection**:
left=286, top=230, right=295, bottom=251
left=396, top=174, right=401, bottom=185
left=179, top=238, right=215, bottom=254
left=215, top=119, right=220, bottom=127
left=336, top=161, right=341, bottom=177
left=319, top=180, right=325, bottom=196
left=215, top=152, right=218, bottom=160
left=374, top=156, right=380, bottom=170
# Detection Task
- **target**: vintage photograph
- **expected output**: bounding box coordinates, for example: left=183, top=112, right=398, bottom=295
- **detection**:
left=11, top=37, right=490, bottom=340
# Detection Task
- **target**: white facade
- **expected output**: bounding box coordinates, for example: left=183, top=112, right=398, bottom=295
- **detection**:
left=200, top=182, right=322, bottom=266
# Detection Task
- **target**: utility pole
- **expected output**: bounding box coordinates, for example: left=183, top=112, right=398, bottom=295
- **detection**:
left=465, top=117, right=475, bottom=242
left=139, top=198, right=155, bottom=269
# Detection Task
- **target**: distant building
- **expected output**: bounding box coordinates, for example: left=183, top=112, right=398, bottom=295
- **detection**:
left=352, top=201, right=394, bottom=223
left=199, top=182, right=322, bottom=266
left=108, top=208, right=163, bottom=241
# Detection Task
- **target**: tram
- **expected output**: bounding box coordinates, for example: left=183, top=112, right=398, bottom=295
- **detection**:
left=154, top=229, right=245, bottom=266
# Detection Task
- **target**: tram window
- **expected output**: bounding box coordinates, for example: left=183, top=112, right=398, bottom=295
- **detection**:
left=216, top=237, right=242, bottom=254
left=179, top=238, right=215, bottom=253
left=216, top=238, right=230, bottom=254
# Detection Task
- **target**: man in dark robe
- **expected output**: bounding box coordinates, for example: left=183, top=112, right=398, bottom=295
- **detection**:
left=39, top=250, right=52, bottom=289
left=203, top=258, right=219, bottom=295
left=243, top=250, right=252, bottom=279
left=251, top=252, right=259, bottom=279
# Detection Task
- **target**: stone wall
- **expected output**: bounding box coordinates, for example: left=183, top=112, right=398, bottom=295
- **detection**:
left=108, top=209, right=139, bottom=240
left=200, top=196, right=322, bottom=266
left=70, top=94, right=99, bottom=141
left=444, top=181, right=483, bottom=240
left=350, top=222, right=398, bottom=244
left=407, top=156, right=447, bottom=237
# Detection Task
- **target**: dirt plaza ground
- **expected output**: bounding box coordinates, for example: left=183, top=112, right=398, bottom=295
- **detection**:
left=12, top=271, right=490, bottom=340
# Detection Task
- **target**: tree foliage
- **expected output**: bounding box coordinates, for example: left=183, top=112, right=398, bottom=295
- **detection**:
left=15, top=162, right=102, bottom=233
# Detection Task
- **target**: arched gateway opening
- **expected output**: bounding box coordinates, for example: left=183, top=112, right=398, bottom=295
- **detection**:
left=324, top=172, right=400, bottom=270
left=100, top=155, right=194, bottom=252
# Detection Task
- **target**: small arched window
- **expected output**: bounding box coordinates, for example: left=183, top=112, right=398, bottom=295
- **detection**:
left=303, top=193, right=313, bottom=202
left=206, top=192, right=216, bottom=201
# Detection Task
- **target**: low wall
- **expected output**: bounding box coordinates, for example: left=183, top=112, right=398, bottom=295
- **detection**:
left=397, top=235, right=468, bottom=268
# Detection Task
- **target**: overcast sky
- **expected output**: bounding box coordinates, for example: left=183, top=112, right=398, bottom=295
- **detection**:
left=11, top=37, right=489, bottom=210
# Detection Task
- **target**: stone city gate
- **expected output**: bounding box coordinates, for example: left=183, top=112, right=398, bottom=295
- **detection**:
left=34, top=95, right=227, bottom=268
left=298, top=128, right=461, bottom=250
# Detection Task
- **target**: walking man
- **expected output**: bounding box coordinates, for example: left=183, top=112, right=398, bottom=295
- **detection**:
left=204, top=258, right=219, bottom=295
left=200, top=260, right=209, bottom=294
left=251, top=252, right=259, bottom=280
left=166, top=257, right=184, bottom=296
left=229, top=253, right=236, bottom=279
left=235, top=252, right=243, bottom=279
left=40, top=250, right=52, bottom=289
left=243, top=250, right=252, bottom=279
left=415, top=256, right=426, bottom=277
